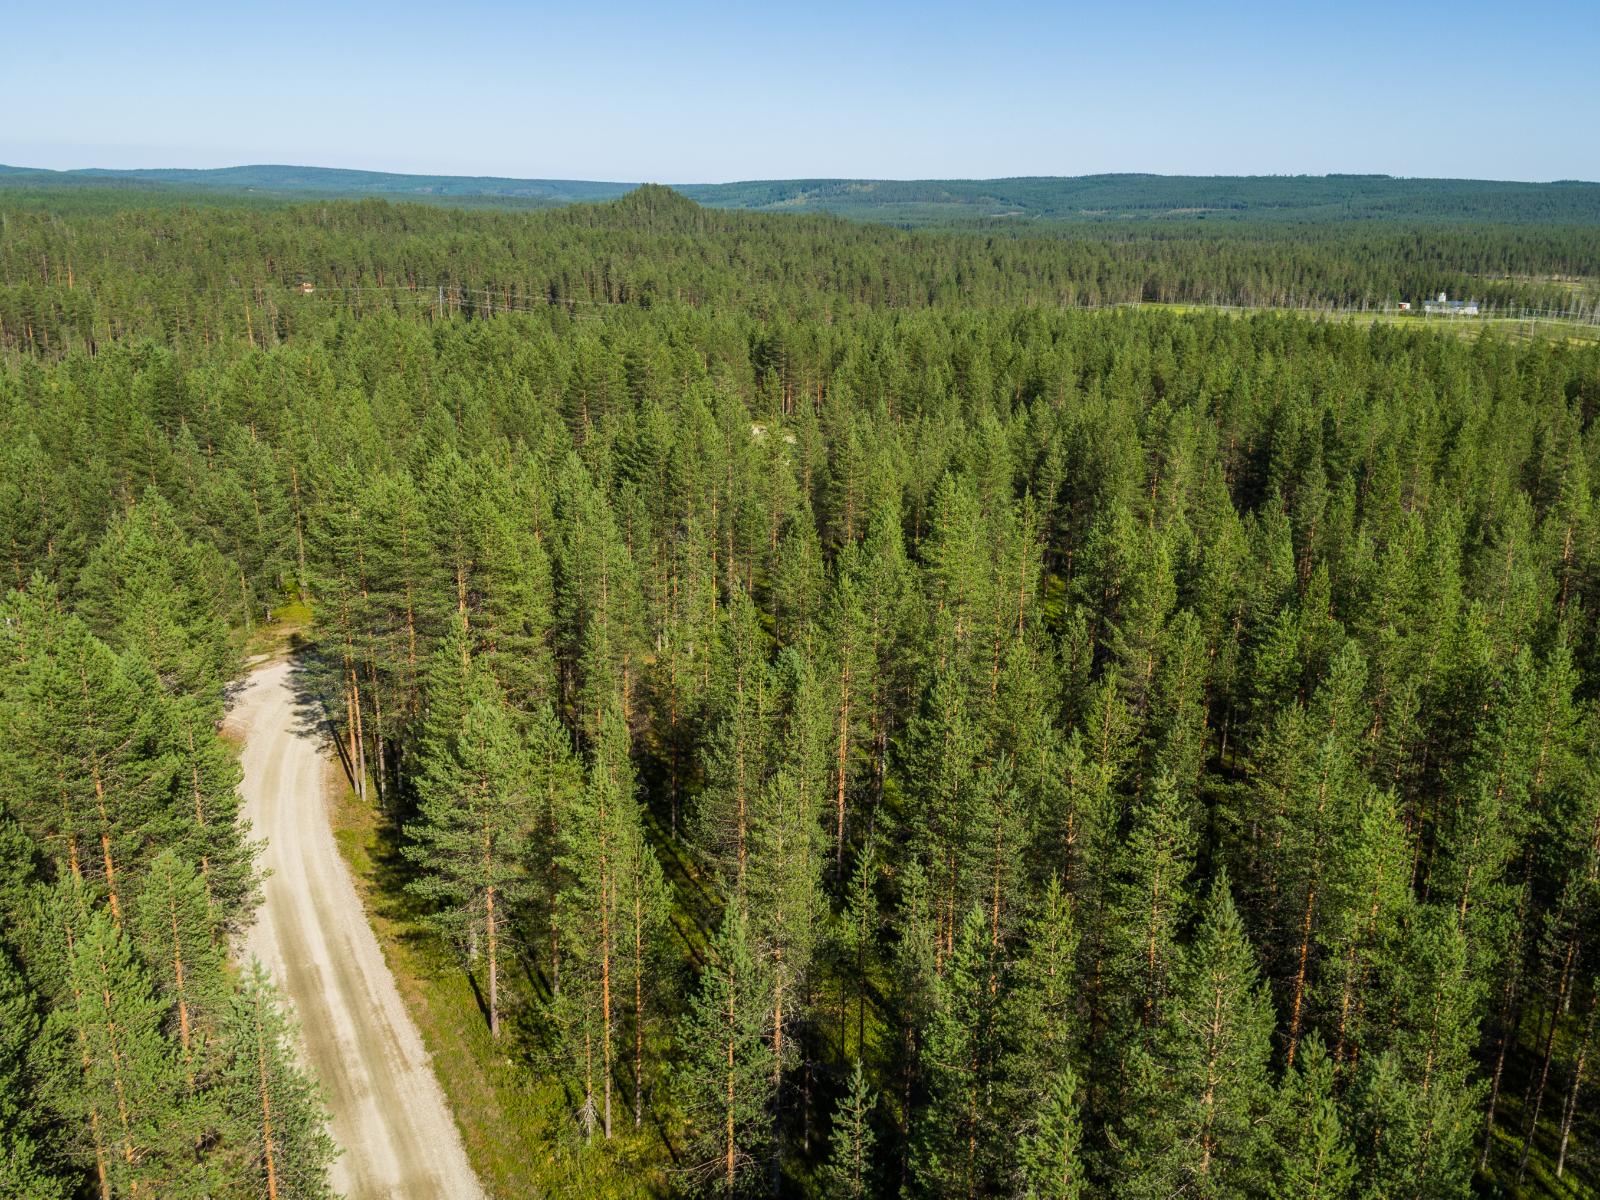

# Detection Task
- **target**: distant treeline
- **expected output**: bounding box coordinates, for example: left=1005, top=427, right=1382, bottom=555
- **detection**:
left=4, top=164, right=1599, bottom=224
left=0, top=186, right=1596, bottom=363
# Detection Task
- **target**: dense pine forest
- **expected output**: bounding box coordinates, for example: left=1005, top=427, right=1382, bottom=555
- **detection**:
left=3, top=183, right=1600, bottom=1198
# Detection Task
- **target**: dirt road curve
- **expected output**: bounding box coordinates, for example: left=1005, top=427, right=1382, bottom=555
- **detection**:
left=234, top=659, right=488, bottom=1200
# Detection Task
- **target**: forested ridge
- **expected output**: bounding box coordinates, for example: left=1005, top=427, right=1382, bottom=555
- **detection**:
left=6, top=165, right=1599, bottom=225
left=4, top=185, right=1600, bottom=1198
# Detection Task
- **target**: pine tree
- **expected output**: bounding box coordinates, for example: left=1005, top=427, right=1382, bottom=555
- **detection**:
left=76, top=490, right=237, bottom=699
left=744, top=647, right=829, bottom=1178
left=821, top=1059, right=877, bottom=1200
left=0, top=944, right=69, bottom=1199
left=1271, top=1034, right=1357, bottom=1199
left=217, top=961, right=337, bottom=1199
left=619, top=775, right=669, bottom=1132
left=1017, top=1068, right=1086, bottom=1200
left=695, top=590, right=775, bottom=896
left=676, top=908, right=774, bottom=1197
left=356, top=468, right=440, bottom=728
left=899, top=663, right=987, bottom=969
left=553, top=454, right=646, bottom=740
left=42, top=901, right=190, bottom=1196
left=131, top=848, right=226, bottom=1088
left=404, top=669, right=536, bottom=1039
left=821, top=552, right=873, bottom=871
left=0, top=589, right=173, bottom=926
left=911, top=904, right=1002, bottom=1198
left=998, top=877, right=1082, bottom=1123
left=1114, top=873, right=1275, bottom=1199
left=837, top=841, right=881, bottom=1060
left=1104, top=775, right=1196, bottom=1047
left=554, top=707, right=657, bottom=1139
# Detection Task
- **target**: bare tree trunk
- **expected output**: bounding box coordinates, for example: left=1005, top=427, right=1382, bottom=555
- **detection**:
left=1556, top=987, right=1597, bottom=1179
left=486, top=885, right=499, bottom=1039
left=1286, top=883, right=1317, bottom=1068
left=1519, top=938, right=1578, bottom=1181
left=350, top=667, right=366, bottom=803
left=634, top=888, right=645, bottom=1128
left=66, top=918, right=112, bottom=1200
left=602, top=880, right=613, bottom=1140
left=90, top=761, right=123, bottom=927
left=257, top=991, right=281, bottom=1200
left=1479, top=991, right=1521, bottom=1172
left=836, top=663, right=851, bottom=874
left=726, top=968, right=738, bottom=1197
left=168, top=891, right=195, bottom=1088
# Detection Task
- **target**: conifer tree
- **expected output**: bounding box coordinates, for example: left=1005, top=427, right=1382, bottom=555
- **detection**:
left=554, top=707, right=659, bottom=1139
left=1114, top=874, right=1274, bottom=1199
left=132, top=848, right=226, bottom=1087
left=899, top=663, right=986, bottom=968
left=1017, top=1068, right=1086, bottom=1200
left=405, top=669, right=536, bottom=1039
left=821, top=552, right=874, bottom=870
left=1104, top=775, right=1196, bottom=1047
left=0, top=589, right=173, bottom=925
left=677, top=908, right=774, bottom=1197
left=0, top=945, right=68, bottom=1199
left=821, top=1059, right=877, bottom=1200
left=217, top=961, right=337, bottom=1200
left=837, top=841, right=881, bottom=1059
left=911, top=904, right=1003, bottom=1198
left=356, top=468, right=440, bottom=726
left=43, top=902, right=189, bottom=1196
left=554, top=454, right=646, bottom=739
left=695, top=590, right=775, bottom=896
left=1271, top=1034, right=1357, bottom=1200
left=76, top=490, right=237, bottom=700
left=998, top=876, right=1082, bottom=1121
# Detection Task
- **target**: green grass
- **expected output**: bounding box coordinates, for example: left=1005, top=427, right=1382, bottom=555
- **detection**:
left=242, top=598, right=313, bottom=660
left=1125, top=301, right=1600, bottom=344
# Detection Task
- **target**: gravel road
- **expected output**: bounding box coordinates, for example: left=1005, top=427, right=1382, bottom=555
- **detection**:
left=234, top=658, right=488, bottom=1200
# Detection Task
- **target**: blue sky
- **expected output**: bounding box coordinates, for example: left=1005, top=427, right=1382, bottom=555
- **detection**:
left=6, top=1, right=1596, bottom=181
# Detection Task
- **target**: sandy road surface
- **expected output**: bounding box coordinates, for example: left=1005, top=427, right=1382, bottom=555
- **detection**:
left=234, top=659, right=488, bottom=1200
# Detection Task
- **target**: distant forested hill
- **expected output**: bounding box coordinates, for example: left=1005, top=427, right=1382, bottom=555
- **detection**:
left=682, top=173, right=1600, bottom=224
left=3, top=162, right=1598, bottom=224
left=0, top=163, right=633, bottom=207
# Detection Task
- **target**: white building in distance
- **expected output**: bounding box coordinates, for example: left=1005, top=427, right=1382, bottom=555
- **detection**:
left=1423, top=291, right=1480, bottom=316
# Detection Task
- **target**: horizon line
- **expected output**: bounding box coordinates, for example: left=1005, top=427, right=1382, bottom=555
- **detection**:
left=4, top=161, right=1597, bottom=188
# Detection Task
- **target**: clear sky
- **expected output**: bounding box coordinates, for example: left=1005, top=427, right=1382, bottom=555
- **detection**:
left=6, top=0, right=1597, bottom=182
